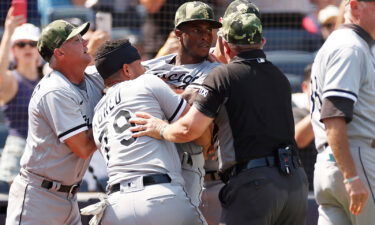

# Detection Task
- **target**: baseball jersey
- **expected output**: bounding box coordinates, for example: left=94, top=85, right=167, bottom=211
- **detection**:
left=20, top=70, right=104, bottom=185
left=142, top=53, right=220, bottom=90
left=143, top=53, right=220, bottom=155
left=92, top=74, right=187, bottom=186
left=310, top=26, right=375, bottom=151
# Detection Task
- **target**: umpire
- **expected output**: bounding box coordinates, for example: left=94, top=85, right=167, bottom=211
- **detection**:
left=131, top=9, right=308, bottom=225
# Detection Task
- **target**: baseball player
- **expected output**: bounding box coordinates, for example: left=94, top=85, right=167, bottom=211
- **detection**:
left=310, top=0, right=375, bottom=224
left=141, top=1, right=221, bottom=207
left=89, top=39, right=207, bottom=225
left=6, top=20, right=103, bottom=225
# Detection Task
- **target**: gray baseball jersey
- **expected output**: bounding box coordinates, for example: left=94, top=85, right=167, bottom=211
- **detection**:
left=310, top=27, right=375, bottom=151
left=310, top=26, right=375, bottom=225
left=142, top=53, right=220, bottom=90
left=92, top=74, right=187, bottom=187
left=20, top=70, right=104, bottom=185
left=143, top=53, right=220, bottom=207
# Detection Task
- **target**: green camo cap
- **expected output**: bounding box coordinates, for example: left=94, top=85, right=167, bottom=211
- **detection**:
left=175, top=1, right=222, bottom=29
left=37, top=20, right=90, bottom=62
left=223, top=0, right=260, bottom=19
left=220, top=13, right=262, bottom=45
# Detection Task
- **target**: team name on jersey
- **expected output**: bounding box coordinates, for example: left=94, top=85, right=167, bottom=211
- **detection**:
left=152, top=71, right=200, bottom=89
left=97, top=91, right=121, bottom=124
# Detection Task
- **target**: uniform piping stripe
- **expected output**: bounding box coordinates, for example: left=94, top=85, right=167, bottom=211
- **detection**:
left=322, top=90, right=357, bottom=103
left=19, top=183, right=29, bottom=225
left=358, top=147, right=375, bottom=205
left=323, top=89, right=357, bottom=98
left=58, top=124, right=88, bottom=142
left=181, top=185, right=206, bottom=225
left=168, top=98, right=185, bottom=122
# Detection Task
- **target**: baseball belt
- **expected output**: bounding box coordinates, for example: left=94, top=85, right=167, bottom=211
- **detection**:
left=107, top=174, right=171, bottom=195
left=41, top=180, right=80, bottom=195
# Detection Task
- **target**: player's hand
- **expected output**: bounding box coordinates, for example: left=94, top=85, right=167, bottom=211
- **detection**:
left=5, top=7, right=25, bottom=34
left=130, top=112, right=168, bottom=140
left=345, top=178, right=369, bottom=215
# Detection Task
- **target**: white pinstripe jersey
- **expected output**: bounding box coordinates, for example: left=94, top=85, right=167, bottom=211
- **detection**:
left=92, top=74, right=187, bottom=186
left=20, top=71, right=104, bottom=185
left=310, top=27, right=375, bottom=151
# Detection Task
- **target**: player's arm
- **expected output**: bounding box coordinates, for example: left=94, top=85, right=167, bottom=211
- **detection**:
left=321, top=96, right=369, bottom=215
left=295, top=115, right=314, bottom=149
left=131, top=105, right=213, bottom=143
left=42, top=89, right=98, bottom=159
left=0, top=7, right=25, bottom=104
left=64, top=129, right=97, bottom=159
left=180, top=87, right=212, bottom=150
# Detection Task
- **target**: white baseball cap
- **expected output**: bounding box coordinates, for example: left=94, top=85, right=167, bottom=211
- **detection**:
left=11, top=23, right=40, bottom=44
left=318, top=5, right=339, bottom=25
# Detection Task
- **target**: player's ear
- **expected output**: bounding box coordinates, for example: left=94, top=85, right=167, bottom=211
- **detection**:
left=53, top=48, right=64, bottom=59
left=175, top=29, right=182, bottom=40
left=122, top=64, right=131, bottom=80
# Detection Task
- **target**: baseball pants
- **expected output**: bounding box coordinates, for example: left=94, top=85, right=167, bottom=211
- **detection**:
left=314, top=139, right=375, bottom=225
left=101, top=178, right=207, bottom=225
left=6, top=171, right=81, bottom=225
left=181, top=151, right=205, bottom=207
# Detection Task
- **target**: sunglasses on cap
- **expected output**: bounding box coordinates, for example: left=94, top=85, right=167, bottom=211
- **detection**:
left=14, top=41, right=38, bottom=48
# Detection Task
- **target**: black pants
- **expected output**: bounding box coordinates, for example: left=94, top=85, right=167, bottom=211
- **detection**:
left=219, top=166, right=308, bottom=225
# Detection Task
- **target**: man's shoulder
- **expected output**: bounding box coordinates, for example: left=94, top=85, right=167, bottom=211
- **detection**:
left=142, top=54, right=176, bottom=69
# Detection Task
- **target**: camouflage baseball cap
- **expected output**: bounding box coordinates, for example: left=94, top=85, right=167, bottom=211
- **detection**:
left=220, top=13, right=262, bottom=45
left=223, top=0, right=260, bottom=19
left=37, top=20, right=90, bottom=62
left=175, top=1, right=222, bottom=29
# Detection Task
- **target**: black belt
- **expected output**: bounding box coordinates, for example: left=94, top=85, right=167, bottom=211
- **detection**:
left=235, top=156, right=275, bottom=174
left=108, top=174, right=171, bottom=195
left=41, top=180, right=80, bottom=195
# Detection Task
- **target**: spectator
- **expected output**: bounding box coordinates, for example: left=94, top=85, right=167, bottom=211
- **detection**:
left=303, top=0, right=341, bottom=35
left=0, top=7, right=41, bottom=187
left=318, top=5, right=339, bottom=40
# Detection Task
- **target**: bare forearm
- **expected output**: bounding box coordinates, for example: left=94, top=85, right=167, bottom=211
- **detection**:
left=163, top=119, right=202, bottom=143
left=0, top=30, right=12, bottom=84
left=324, top=117, right=357, bottom=179
left=295, top=115, right=314, bottom=148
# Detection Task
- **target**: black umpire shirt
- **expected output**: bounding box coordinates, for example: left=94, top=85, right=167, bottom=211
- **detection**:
left=194, top=49, right=295, bottom=171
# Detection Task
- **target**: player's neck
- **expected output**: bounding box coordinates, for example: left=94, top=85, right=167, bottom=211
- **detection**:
left=175, top=51, right=205, bottom=65
left=54, top=64, right=86, bottom=84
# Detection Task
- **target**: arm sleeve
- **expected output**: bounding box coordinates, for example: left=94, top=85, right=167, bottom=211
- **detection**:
left=193, top=66, right=228, bottom=118
left=322, top=47, right=364, bottom=103
left=40, top=90, right=88, bottom=142
left=321, top=96, right=354, bottom=123
left=144, top=75, right=187, bottom=122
